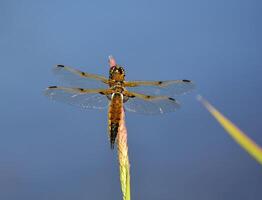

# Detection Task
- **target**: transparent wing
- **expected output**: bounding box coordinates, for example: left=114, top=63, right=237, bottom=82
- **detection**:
left=53, top=65, right=109, bottom=89
left=44, top=86, right=111, bottom=109
left=123, top=91, right=180, bottom=115
left=124, top=80, right=195, bottom=96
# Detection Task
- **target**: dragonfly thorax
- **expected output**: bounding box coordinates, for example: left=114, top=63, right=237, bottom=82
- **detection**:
left=111, top=85, right=125, bottom=93
left=110, top=85, right=129, bottom=102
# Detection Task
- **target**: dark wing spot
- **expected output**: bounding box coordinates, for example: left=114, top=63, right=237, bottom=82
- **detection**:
left=182, top=79, right=191, bottom=82
left=81, top=72, right=86, bottom=76
left=99, top=91, right=105, bottom=95
left=146, top=95, right=151, bottom=99
left=57, top=65, right=64, bottom=68
left=158, top=81, right=163, bottom=84
left=129, top=95, right=135, bottom=98
left=168, top=97, right=176, bottom=101
left=78, top=88, right=84, bottom=92
left=48, top=86, right=57, bottom=89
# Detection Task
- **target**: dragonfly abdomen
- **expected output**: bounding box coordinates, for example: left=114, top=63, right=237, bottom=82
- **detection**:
left=108, top=93, right=123, bottom=149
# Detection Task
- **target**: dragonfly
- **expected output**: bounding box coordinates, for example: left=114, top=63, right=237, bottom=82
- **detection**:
left=45, top=56, right=195, bottom=149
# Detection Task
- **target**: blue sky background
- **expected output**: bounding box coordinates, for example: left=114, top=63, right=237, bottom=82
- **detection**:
left=0, top=0, right=261, bottom=199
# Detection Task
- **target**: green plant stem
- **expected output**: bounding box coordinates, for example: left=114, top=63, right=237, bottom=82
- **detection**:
left=117, top=108, right=131, bottom=200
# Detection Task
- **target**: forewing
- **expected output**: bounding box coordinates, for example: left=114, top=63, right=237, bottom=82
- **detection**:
left=45, top=86, right=111, bottom=109
left=53, top=65, right=109, bottom=89
left=125, top=80, right=195, bottom=96
left=123, top=91, right=180, bottom=114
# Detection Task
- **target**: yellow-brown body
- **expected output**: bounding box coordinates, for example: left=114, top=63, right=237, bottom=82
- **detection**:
left=107, top=64, right=126, bottom=149
left=108, top=93, right=123, bottom=149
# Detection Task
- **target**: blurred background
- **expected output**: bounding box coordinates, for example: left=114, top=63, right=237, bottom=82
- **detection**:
left=0, top=0, right=261, bottom=199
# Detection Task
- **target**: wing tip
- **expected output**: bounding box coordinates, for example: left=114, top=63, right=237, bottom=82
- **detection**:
left=44, top=86, right=56, bottom=98
left=56, top=64, right=65, bottom=68
left=168, top=97, right=181, bottom=110
left=182, top=79, right=196, bottom=92
left=47, top=86, right=58, bottom=89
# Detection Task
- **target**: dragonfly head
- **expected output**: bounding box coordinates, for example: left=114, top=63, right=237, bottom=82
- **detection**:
left=109, top=65, right=125, bottom=81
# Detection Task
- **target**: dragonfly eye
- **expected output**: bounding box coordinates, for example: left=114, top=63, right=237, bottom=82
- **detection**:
left=109, top=68, right=114, bottom=74
left=109, top=65, right=125, bottom=79
left=118, top=67, right=125, bottom=75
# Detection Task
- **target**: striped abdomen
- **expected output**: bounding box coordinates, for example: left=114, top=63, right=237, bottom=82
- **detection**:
left=108, top=93, right=123, bottom=149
